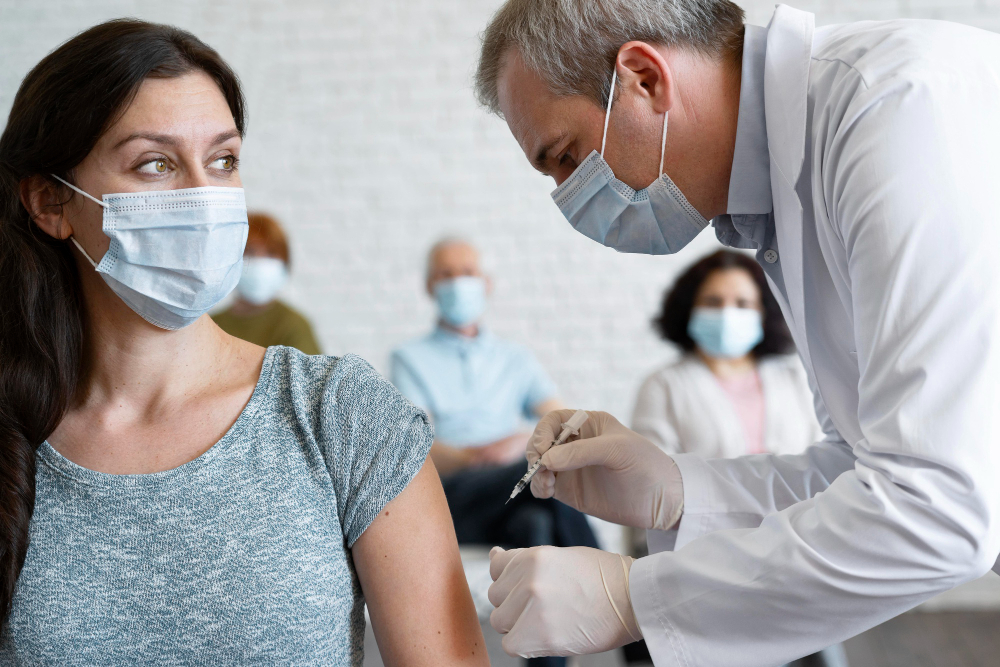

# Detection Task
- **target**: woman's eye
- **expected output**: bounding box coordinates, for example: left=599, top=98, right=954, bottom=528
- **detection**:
left=211, top=155, right=236, bottom=170
left=138, top=159, right=169, bottom=174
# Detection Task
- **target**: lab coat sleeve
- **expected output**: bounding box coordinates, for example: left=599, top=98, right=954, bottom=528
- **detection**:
left=631, top=373, right=682, bottom=454
left=630, top=73, right=1000, bottom=666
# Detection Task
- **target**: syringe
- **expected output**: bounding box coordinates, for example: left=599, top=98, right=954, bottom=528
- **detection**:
left=506, top=410, right=589, bottom=504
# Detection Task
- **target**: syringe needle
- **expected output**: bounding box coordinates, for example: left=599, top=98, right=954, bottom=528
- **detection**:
left=505, top=410, right=588, bottom=506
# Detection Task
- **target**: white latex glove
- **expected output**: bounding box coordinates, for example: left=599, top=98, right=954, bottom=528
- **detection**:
left=528, top=409, right=683, bottom=531
left=488, top=545, right=641, bottom=658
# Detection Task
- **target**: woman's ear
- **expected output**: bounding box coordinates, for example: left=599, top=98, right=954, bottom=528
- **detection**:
left=615, top=41, right=675, bottom=115
left=19, top=175, right=74, bottom=239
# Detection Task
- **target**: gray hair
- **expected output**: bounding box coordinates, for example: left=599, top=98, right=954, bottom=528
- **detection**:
left=474, top=0, right=745, bottom=116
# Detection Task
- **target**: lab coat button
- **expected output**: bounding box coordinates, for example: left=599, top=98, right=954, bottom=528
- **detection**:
left=763, top=249, right=779, bottom=264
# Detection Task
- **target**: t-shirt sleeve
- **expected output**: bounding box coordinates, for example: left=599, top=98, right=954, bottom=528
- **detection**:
left=520, top=349, right=558, bottom=418
left=320, top=354, right=434, bottom=546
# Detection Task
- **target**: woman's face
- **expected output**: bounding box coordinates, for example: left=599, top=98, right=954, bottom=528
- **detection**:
left=693, top=267, right=763, bottom=313
left=65, top=71, right=242, bottom=262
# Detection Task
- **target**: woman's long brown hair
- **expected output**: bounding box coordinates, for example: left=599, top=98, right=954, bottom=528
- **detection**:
left=0, top=18, right=245, bottom=629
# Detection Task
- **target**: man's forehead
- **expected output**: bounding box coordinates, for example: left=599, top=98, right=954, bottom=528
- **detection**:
left=497, top=50, right=565, bottom=156
left=431, top=241, right=479, bottom=267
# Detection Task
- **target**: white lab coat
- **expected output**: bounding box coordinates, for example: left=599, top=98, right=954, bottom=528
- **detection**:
left=632, top=354, right=820, bottom=458
left=629, top=6, right=1000, bottom=667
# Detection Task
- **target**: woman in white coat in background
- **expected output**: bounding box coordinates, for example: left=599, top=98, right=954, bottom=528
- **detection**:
left=632, top=250, right=818, bottom=459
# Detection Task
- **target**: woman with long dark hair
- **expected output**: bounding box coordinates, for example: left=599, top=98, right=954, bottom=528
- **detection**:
left=632, top=250, right=819, bottom=459
left=0, top=20, right=485, bottom=665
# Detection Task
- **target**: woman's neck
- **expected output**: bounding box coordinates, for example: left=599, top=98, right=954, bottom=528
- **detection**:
left=696, top=349, right=756, bottom=379
left=48, top=273, right=264, bottom=474
left=74, top=272, right=236, bottom=409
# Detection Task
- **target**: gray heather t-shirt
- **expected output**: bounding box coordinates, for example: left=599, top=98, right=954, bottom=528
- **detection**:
left=1, top=347, right=433, bottom=666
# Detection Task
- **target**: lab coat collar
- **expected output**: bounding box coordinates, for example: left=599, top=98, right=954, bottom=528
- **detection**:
left=727, top=25, right=772, bottom=216
left=764, top=4, right=815, bottom=372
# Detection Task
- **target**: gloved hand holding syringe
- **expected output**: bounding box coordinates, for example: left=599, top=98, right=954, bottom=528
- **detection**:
left=506, top=409, right=589, bottom=504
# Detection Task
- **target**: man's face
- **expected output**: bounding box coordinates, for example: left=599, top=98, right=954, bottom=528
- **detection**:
left=496, top=49, right=663, bottom=191
left=427, top=242, right=483, bottom=293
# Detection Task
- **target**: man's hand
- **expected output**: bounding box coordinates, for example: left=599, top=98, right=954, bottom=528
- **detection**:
left=488, top=545, right=641, bottom=658
left=528, top=410, right=684, bottom=531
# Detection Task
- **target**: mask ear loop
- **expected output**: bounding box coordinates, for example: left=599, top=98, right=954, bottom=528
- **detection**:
left=49, top=174, right=109, bottom=209
left=69, top=237, right=99, bottom=268
left=49, top=174, right=107, bottom=269
left=659, top=111, right=669, bottom=176
left=600, top=66, right=618, bottom=157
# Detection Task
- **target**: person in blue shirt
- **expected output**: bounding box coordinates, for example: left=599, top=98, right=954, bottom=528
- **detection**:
left=391, top=238, right=597, bottom=667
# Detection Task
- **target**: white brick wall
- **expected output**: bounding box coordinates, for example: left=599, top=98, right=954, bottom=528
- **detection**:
left=1, top=0, right=997, bottom=422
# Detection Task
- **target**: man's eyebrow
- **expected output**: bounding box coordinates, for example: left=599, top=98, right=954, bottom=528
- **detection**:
left=113, top=129, right=241, bottom=150
left=532, top=133, right=568, bottom=171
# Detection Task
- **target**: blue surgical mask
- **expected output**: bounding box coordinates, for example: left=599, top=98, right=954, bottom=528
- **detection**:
left=687, top=307, right=764, bottom=358
left=53, top=175, right=248, bottom=330
left=551, top=68, right=708, bottom=254
left=434, top=276, right=486, bottom=328
left=238, top=257, right=288, bottom=305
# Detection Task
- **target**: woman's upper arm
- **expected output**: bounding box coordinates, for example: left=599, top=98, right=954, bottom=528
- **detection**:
left=352, top=459, right=487, bottom=667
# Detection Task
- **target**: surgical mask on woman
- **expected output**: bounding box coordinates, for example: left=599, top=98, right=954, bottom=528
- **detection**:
left=53, top=175, right=248, bottom=330
left=687, top=307, right=764, bottom=358
left=550, top=67, right=708, bottom=255
left=237, top=257, right=288, bottom=305
left=434, top=276, right=487, bottom=328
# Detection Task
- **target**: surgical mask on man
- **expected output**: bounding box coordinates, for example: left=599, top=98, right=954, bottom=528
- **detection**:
left=687, top=307, right=764, bottom=358
left=551, top=68, right=708, bottom=254
left=237, top=257, right=288, bottom=305
left=434, top=276, right=487, bottom=328
left=53, top=175, right=248, bottom=330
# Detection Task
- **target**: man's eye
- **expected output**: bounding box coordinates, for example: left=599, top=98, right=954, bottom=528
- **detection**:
left=559, top=153, right=575, bottom=167
left=137, top=159, right=169, bottom=174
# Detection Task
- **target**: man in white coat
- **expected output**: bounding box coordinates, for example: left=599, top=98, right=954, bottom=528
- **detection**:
left=476, top=1, right=1000, bottom=665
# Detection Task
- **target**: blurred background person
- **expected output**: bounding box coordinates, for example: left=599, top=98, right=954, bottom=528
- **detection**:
left=213, top=212, right=321, bottom=354
left=633, top=250, right=819, bottom=459
left=391, top=237, right=597, bottom=667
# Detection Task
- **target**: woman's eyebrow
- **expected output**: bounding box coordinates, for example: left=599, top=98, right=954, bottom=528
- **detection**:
left=113, top=129, right=240, bottom=150
left=113, top=132, right=178, bottom=149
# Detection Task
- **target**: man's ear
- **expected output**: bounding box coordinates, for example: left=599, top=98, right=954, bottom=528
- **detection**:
left=615, top=41, right=675, bottom=115
left=19, top=174, right=74, bottom=240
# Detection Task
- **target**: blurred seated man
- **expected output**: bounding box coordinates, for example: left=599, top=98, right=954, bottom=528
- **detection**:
left=391, top=240, right=598, bottom=661
left=213, top=212, right=322, bottom=354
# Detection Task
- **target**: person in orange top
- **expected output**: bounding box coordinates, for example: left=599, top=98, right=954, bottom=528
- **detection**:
left=212, top=212, right=322, bottom=354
